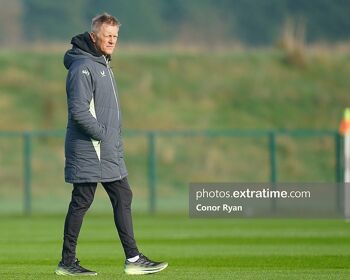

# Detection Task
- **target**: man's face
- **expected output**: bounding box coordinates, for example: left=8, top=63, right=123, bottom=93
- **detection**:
left=91, top=23, right=119, bottom=55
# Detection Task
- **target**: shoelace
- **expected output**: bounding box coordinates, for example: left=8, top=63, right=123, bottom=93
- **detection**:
left=138, top=254, right=155, bottom=266
left=72, top=259, right=87, bottom=271
left=74, top=259, right=81, bottom=267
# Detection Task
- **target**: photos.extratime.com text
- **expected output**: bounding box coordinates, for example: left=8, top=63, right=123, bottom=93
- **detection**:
left=195, top=188, right=311, bottom=200
left=189, top=183, right=345, bottom=218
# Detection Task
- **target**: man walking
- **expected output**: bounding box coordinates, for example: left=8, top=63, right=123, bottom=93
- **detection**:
left=55, top=13, right=167, bottom=276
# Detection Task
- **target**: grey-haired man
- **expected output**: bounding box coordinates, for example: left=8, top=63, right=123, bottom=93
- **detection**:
left=55, top=13, right=167, bottom=276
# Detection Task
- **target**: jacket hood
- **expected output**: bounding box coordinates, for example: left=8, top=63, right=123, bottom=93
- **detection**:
left=64, top=32, right=111, bottom=69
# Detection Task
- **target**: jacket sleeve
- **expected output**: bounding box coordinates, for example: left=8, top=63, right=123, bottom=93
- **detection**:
left=66, top=64, right=107, bottom=141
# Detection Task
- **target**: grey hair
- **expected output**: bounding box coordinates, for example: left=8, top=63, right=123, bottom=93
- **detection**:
left=91, top=12, right=120, bottom=33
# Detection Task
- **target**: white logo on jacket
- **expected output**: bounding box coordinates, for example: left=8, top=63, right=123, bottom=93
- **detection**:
left=82, top=69, right=90, bottom=76
left=100, top=70, right=106, bottom=77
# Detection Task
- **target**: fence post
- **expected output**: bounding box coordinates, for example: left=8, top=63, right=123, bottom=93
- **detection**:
left=269, top=131, right=277, bottom=183
left=335, top=132, right=343, bottom=213
left=23, top=131, right=32, bottom=215
left=335, top=132, right=342, bottom=183
left=148, top=132, right=156, bottom=214
left=268, top=131, right=277, bottom=213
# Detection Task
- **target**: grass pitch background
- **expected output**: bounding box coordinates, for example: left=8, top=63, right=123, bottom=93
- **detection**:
left=1, top=214, right=350, bottom=279
left=1, top=49, right=350, bottom=278
left=0, top=49, right=348, bottom=214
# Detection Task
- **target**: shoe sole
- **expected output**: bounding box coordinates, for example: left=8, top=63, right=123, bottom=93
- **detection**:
left=55, top=268, right=97, bottom=276
left=124, top=263, right=168, bottom=275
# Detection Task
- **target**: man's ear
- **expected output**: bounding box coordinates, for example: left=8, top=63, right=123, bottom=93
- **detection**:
left=89, top=32, right=96, bottom=43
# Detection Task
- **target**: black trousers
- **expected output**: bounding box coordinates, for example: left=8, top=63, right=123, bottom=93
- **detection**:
left=61, top=177, right=139, bottom=265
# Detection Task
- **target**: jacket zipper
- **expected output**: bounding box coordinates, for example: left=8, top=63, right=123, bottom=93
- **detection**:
left=104, top=56, right=119, bottom=122
left=104, top=56, right=122, bottom=179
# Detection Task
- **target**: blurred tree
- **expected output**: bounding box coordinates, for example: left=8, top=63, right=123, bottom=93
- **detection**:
left=175, top=0, right=232, bottom=47
left=286, top=0, right=350, bottom=42
left=228, top=0, right=288, bottom=45
left=86, top=0, right=167, bottom=42
left=0, top=0, right=23, bottom=46
left=22, top=0, right=87, bottom=41
left=9, top=0, right=350, bottom=46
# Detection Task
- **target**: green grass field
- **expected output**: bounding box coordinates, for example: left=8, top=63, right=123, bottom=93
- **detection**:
left=1, top=49, right=350, bottom=204
left=1, top=214, right=350, bottom=279
left=1, top=49, right=350, bottom=279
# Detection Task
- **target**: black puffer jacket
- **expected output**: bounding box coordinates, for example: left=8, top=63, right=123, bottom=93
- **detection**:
left=63, top=32, right=127, bottom=183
